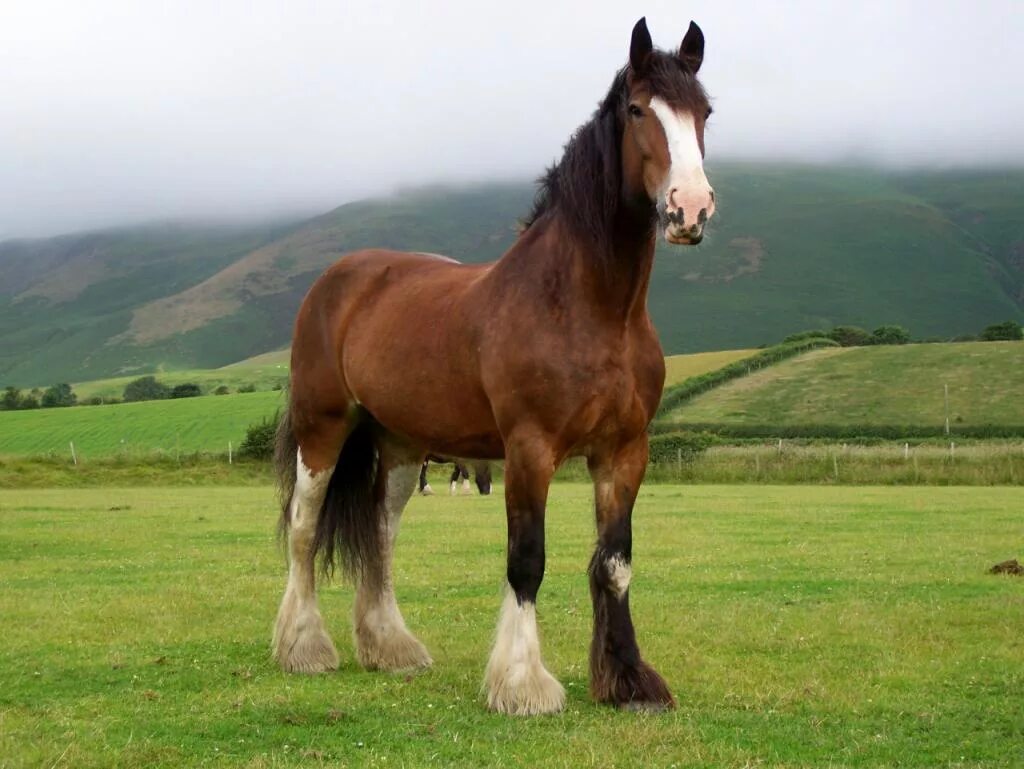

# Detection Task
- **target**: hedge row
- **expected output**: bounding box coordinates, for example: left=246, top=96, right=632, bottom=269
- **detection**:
left=655, top=337, right=839, bottom=419
left=648, top=431, right=717, bottom=463
left=649, top=422, right=1024, bottom=440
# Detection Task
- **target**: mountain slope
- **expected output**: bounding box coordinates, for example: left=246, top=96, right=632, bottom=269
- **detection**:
left=1, top=166, right=1021, bottom=386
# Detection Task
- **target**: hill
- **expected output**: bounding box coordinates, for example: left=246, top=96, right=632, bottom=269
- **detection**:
left=660, top=341, right=1024, bottom=432
left=2, top=166, right=1022, bottom=386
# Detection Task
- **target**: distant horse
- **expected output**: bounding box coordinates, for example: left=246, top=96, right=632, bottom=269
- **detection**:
left=273, top=17, right=715, bottom=714
left=419, top=454, right=492, bottom=496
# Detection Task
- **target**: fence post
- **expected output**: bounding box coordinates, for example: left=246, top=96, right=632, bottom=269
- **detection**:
left=676, top=448, right=682, bottom=476
left=949, top=441, right=955, bottom=461
left=944, top=383, right=950, bottom=436
left=69, top=441, right=77, bottom=466
left=833, top=453, right=839, bottom=481
left=228, top=441, right=233, bottom=465
left=777, top=438, right=783, bottom=454
left=904, top=442, right=909, bottom=460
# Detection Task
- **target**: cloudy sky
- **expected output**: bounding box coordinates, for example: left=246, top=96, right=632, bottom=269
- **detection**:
left=1, top=0, right=1021, bottom=239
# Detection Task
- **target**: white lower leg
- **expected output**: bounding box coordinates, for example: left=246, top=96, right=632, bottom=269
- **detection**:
left=354, top=582, right=432, bottom=670
left=353, top=463, right=431, bottom=671
left=273, top=453, right=338, bottom=673
left=484, top=587, right=565, bottom=715
left=461, top=478, right=472, bottom=494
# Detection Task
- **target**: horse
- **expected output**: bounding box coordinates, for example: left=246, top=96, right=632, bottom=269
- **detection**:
left=419, top=454, right=493, bottom=496
left=272, top=17, right=715, bottom=714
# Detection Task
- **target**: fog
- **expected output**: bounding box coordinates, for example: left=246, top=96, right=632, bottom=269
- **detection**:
left=1, top=0, right=1021, bottom=239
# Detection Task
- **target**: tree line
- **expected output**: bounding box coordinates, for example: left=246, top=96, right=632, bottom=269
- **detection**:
left=0, top=375, right=268, bottom=411
left=782, top=320, right=1022, bottom=347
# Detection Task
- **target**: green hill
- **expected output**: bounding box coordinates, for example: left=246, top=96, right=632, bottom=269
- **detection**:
left=2, top=167, right=1022, bottom=386
left=661, top=341, right=1024, bottom=432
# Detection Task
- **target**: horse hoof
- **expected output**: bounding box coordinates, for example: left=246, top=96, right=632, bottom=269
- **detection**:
left=591, top=659, right=675, bottom=711
left=356, top=628, right=433, bottom=672
left=274, top=625, right=339, bottom=674
left=485, top=663, right=566, bottom=715
left=421, top=484, right=434, bottom=496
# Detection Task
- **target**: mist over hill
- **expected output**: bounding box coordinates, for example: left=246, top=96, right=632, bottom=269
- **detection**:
left=1, top=165, right=1021, bottom=386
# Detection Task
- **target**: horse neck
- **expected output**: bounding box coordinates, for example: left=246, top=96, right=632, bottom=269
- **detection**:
left=553, top=207, right=657, bottom=323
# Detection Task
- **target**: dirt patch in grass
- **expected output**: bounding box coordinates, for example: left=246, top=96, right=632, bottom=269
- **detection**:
left=988, top=559, right=1023, bottom=575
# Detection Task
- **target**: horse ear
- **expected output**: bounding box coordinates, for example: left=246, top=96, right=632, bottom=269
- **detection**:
left=630, top=17, right=653, bottom=76
left=679, top=21, right=705, bottom=73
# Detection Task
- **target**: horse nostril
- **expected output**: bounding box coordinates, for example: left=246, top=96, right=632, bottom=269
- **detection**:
left=709, top=189, right=715, bottom=204
left=668, top=187, right=680, bottom=208
left=697, top=208, right=708, bottom=225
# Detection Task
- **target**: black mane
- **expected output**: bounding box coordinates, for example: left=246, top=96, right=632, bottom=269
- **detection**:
left=522, top=50, right=709, bottom=257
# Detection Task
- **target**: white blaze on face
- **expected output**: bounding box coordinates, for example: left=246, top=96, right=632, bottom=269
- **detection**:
left=649, top=97, right=713, bottom=227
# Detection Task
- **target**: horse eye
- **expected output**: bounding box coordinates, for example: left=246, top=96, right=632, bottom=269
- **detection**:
left=705, top=107, right=713, bottom=120
left=628, top=104, right=644, bottom=118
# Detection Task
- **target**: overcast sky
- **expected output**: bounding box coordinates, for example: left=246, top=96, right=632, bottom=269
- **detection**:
left=1, top=0, right=1021, bottom=239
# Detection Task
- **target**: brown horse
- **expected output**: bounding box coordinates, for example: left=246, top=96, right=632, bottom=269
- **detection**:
left=272, top=17, right=715, bottom=714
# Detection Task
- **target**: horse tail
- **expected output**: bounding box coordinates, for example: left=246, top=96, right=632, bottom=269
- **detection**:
left=313, top=419, right=382, bottom=585
left=273, top=405, right=298, bottom=541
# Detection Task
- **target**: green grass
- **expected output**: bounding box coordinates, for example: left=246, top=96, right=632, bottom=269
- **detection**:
left=663, top=349, right=756, bottom=387
left=1, top=484, right=1022, bottom=767
left=665, top=341, right=1024, bottom=429
left=72, top=360, right=289, bottom=401
left=0, top=391, right=283, bottom=458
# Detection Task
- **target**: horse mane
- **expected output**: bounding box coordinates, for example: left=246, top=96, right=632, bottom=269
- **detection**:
left=522, top=51, right=709, bottom=258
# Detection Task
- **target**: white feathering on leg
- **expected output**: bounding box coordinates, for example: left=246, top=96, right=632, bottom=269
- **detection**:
left=484, top=587, right=565, bottom=715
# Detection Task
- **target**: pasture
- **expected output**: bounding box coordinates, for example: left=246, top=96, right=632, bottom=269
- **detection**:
left=2, top=484, right=1021, bottom=767
left=71, top=358, right=290, bottom=401
left=663, top=349, right=756, bottom=387
left=663, top=341, right=1024, bottom=430
left=0, top=391, right=283, bottom=458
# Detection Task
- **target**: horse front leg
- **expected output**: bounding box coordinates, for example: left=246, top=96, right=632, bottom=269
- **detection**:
left=484, top=436, right=565, bottom=715
left=587, top=434, right=675, bottom=710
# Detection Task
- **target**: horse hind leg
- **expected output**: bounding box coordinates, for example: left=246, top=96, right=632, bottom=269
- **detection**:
left=352, top=436, right=432, bottom=671
left=272, top=414, right=351, bottom=674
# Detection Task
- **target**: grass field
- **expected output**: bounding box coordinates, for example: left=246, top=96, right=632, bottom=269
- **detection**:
left=0, top=391, right=283, bottom=457
left=2, top=484, right=1022, bottom=767
left=72, top=359, right=290, bottom=401
left=663, top=349, right=756, bottom=387
left=664, top=341, right=1024, bottom=428
left=2, top=349, right=753, bottom=459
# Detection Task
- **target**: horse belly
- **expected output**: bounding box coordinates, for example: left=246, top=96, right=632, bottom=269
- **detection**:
left=341, top=283, right=503, bottom=458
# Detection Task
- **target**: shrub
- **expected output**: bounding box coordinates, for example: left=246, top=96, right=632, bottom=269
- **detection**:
left=239, top=414, right=279, bottom=459
left=123, top=376, right=171, bottom=402
left=170, top=383, right=202, bottom=399
left=20, top=395, right=40, bottom=409
left=980, top=320, right=1023, bottom=341
left=1, top=386, right=21, bottom=411
left=828, top=326, right=872, bottom=347
left=214, top=385, right=231, bottom=395
left=782, top=329, right=828, bottom=344
left=41, top=383, right=77, bottom=408
left=238, top=384, right=257, bottom=394
left=870, top=325, right=911, bottom=345
left=649, top=431, right=717, bottom=463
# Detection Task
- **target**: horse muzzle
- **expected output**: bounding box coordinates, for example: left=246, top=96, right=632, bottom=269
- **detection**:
left=663, top=205, right=709, bottom=245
